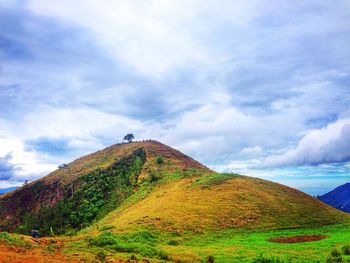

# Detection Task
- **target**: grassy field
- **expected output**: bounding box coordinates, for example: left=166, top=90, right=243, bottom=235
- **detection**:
left=170, top=224, right=350, bottom=262
left=61, top=224, right=350, bottom=262
left=1, top=224, right=350, bottom=262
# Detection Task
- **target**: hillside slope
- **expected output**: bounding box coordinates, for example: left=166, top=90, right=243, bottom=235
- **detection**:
left=319, top=183, right=350, bottom=213
left=0, top=140, right=210, bottom=234
left=91, top=173, right=350, bottom=233
left=1, top=140, right=348, bottom=238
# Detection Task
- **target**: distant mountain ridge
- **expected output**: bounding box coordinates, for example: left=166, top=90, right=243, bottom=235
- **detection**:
left=319, top=183, right=350, bottom=213
left=0, top=187, right=17, bottom=195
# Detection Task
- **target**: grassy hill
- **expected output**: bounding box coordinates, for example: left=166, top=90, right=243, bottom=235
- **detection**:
left=0, top=140, right=210, bottom=234
left=1, top=140, right=350, bottom=262
left=90, top=173, right=349, bottom=234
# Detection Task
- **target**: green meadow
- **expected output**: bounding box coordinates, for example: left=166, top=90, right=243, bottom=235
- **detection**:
left=64, top=224, right=350, bottom=262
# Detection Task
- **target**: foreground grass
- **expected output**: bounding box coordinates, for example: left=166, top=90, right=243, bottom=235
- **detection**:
left=64, top=223, right=350, bottom=262
left=171, top=224, right=350, bottom=262
left=0, top=232, right=32, bottom=248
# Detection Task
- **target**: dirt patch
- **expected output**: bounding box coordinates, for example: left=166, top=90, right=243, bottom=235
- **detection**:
left=269, top=234, right=328, bottom=243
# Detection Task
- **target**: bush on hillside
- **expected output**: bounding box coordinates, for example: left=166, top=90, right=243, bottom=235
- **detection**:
left=96, top=251, right=106, bottom=262
left=99, top=225, right=115, bottom=232
left=168, top=240, right=179, bottom=246
left=326, top=249, right=343, bottom=263
left=326, top=256, right=343, bottom=263
left=331, top=249, right=341, bottom=257
left=251, top=254, right=284, bottom=263
left=342, top=245, right=350, bottom=255
left=156, top=155, right=164, bottom=165
left=207, top=255, right=215, bottom=263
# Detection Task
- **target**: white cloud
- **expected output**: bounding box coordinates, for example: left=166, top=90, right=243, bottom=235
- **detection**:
left=0, top=137, right=57, bottom=181
left=6, top=106, right=142, bottom=140
left=27, top=0, right=211, bottom=76
left=240, top=146, right=263, bottom=156
left=0, top=106, right=147, bottom=183
left=261, top=118, right=350, bottom=167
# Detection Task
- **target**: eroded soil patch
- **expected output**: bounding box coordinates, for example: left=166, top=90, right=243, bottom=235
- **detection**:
left=269, top=234, right=328, bottom=243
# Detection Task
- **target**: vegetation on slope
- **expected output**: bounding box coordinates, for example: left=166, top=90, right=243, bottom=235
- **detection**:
left=14, top=148, right=146, bottom=235
left=0, top=232, right=31, bottom=248
left=0, top=140, right=210, bottom=235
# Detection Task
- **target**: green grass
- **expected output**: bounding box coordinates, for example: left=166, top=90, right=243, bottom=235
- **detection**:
left=67, top=224, right=350, bottom=262
left=87, top=231, right=169, bottom=260
left=99, top=225, right=115, bottom=232
left=0, top=232, right=31, bottom=248
left=190, top=173, right=240, bottom=188
left=162, top=224, right=350, bottom=262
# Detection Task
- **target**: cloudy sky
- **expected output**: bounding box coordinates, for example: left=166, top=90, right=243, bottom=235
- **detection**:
left=1, top=0, right=349, bottom=195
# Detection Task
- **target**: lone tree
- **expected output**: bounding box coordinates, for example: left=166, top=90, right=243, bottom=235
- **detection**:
left=123, top=133, right=135, bottom=143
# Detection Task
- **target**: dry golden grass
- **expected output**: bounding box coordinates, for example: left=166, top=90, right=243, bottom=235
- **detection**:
left=97, top=174, right=350, bottom=233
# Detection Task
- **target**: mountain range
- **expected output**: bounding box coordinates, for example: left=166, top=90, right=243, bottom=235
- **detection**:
left=319, top=183, right=350, bottom=213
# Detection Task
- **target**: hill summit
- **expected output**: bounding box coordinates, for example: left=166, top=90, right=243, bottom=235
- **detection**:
left=0, top=140, right=348, bottom=236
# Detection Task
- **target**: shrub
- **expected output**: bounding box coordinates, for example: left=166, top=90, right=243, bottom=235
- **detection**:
left=65, top=229, right=77, bottom=236
left=326, top=256, right=343, bottom=263
left=207, top=255, right=215, bottom=263
left=251, top=254, right=284, bottom=263
left=149, top=170, right=160, bottom=182
left=156, top=156, right=164, bottom=165
left=326, top=249, right=343, bottom=263
left=99, top=225, right=115, bottom=232
left=89, top=232, right=117, bottom=247
left=331, top=249, right=341, bottom=257
left=129, top=230, right=156, bottom=243
left=96, top=251, right=106, bottom=262
left=46, top=244, right=59, bottom=252
left=168, top=239, right=179, bottom=246
left=342, top=245, right=350, bottom=255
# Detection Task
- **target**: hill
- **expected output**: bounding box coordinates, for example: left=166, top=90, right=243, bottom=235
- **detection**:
left=0, top=140, right=209, bottom=234
left=0, top=140, right=348, bottom=237
left=319, top=183, right=350, bottom=213
left=89, top=173, right=349, bottom=233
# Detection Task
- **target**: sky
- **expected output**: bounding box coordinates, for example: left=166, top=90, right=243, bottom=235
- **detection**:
left=0, top=0, right=349, bottom=195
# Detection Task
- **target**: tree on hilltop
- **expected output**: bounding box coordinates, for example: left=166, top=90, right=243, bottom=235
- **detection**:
left=123, top=133, right=135, bottom=143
